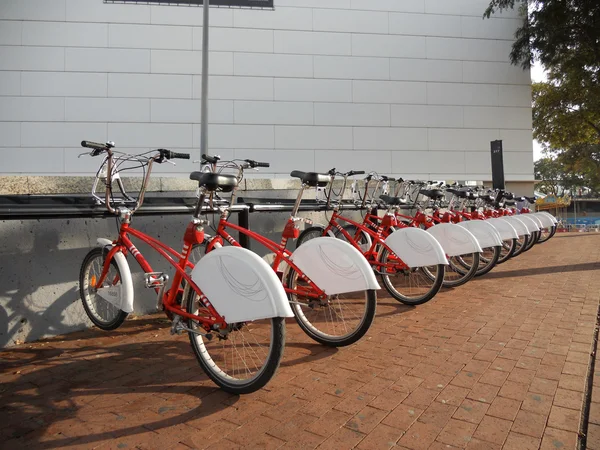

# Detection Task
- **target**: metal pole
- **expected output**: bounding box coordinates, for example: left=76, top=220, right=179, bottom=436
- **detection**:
left=200, top=0, right=210, bottom=157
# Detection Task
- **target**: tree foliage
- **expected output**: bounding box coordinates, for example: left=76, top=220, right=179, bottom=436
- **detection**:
left=485, top=0, right=600, bottom=193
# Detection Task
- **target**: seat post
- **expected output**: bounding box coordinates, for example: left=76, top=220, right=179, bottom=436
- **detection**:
left=291, top=184, right=306, bottom=217
left=193, top=188, right=207, bottom=219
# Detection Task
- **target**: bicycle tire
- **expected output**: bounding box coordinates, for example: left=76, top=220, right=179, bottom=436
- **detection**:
left=497, top=238, right=517, bottom=264
left=443, top=252, right=480, bottom=288
left=79, top=247, right=128, bottom=330
left=512, top=234, right=529, bottom=257
left=296, top=226, right=327, bottom=247
left=379, top=247, right=444, bottom=305
left=522, top=230, right=540, bottom=252
left=537, top=225, right=556, bottom=244
left=185, top=288, right=286, bottom=395
left=285, top=268, right=376, bottom=347
left=474, top=246, right=501, bottom=277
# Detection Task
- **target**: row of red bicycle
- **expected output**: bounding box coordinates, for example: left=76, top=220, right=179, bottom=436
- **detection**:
left=77, top=141, right=556, bottom=394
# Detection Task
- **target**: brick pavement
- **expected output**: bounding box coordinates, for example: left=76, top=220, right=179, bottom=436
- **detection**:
left=1, top=232, right=599, bottom=450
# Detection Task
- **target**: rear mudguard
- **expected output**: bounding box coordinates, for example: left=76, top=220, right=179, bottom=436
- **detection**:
left=191, top=246, right=293, bottom=323
left=426, top=223, right=482, bottom=257
left=530, top=213, right=555, bottom=229
left=290, top=236, right=381, bottom=295
left=517, top=215, right=541, bottom=233
left=96, top=238, right=135, bottom=313
left=536, top=211, right=558, bottom=224
left=384, top=227, right=448, bottom=268
left=503, top=216, right=531, bottom=236
left=485, top=218, right=519, bottom=240
left=457, top=220, right=503, bottom=248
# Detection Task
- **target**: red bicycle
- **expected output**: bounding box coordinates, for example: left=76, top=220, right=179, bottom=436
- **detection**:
left=197, top=156, right=379, bottom=347
left=298, top=171, right=448, bottom=306
left=78, top=141, right=292, bottom=394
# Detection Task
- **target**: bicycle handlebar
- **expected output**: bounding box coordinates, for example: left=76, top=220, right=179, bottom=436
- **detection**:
left=158, top=149, right=190, bottom=161
left=245, top=159, right=270, bottom=168
left=202, top=154, right=221, bottom=164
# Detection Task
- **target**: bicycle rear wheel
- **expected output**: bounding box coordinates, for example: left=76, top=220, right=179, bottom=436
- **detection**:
left=497, top=238, right=517, bottom=264
left=185, top=289, right=285, bottom=395
left=442, top=252, right=480, bottom=288
left=522, top=230, right=540, bottom=252
left=512, top=234, right=529, bottom=257
left=286, top=268, right=376, bottom=347
left=475, top=246, right=501, bottom=277
left=79, top=247, right=128, bottom=330
left=379, top=247, right=445, bottom=305
left=537, top=225, right=556, bottom=243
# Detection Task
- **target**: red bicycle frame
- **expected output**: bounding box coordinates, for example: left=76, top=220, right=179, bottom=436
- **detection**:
left=94, top=220, right=227, bottom=330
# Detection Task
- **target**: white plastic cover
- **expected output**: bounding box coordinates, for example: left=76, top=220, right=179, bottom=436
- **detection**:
left=503, top=216, right=531, bottom=236
left=518, top=215, right=541, bottom=232
left=426, top=223, right=482, bottom=257
left=537, top=211, right=558, bottom=224
left=192, top=246, right=293, bottom=323
left=457, top=220, right=503, bottom=248
left=530, top=213, right=555, bottom=229
left=384, top=227, right=449, bottom=268
left=96, top=238, right=134, bottom=313
left=485, top=218, right=519, bottom=240
left=290, top=237, right=381, bottom=295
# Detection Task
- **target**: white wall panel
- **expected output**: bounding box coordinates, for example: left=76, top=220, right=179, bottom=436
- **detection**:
left=275, top=78, right=352, bottom=103
left=110, top=24, right=192, bottom=51
left=234, top=148, right=315, bottom=173
left=201, top=76, right=274, bottom=101
left=23, top=72, right=107, bottom=97
left=151, top=99, right=233, bottom=124
left=503, top=151, right=534, bottom=174
left=427, top=37, right=513, bottom=62
left=275, top=31, right=351, bottom=56
left=391, top=58, right=463, bottom=82
left=352, top=34, right=426, bottom=58
left=0, top=97, right=65, bottom=122
left=314, top=103, right=390, bottom=127
left=351, top=0, right=424, bottom=13
left=389, top=13, right=462, bottom=37
left=427, top=82, right=498, bottom=106
left=66, top=48, right=150, bottom=73
left=2, top=148, right=64, bottom=173
left=210, top=124, right=275, bottom=149
left=66, top=0, right=150, bottom=24
left=463, top=61, right=531, bottom=84
left=353, top=80, right=426, bottom=104
left=353, top=127, right=428, bottom=150
left=234, top=53, right=313, bottom=78
left=150, top=5, right=232, bottom=27
left=315, top=56, right=389, bottom=80
left=234, top=101, right=313, bottom=125
left=66, top=98, right=150, bottom=123
left=392, top=150, right=466, bottom=174
left=498, top=84, right=532, bottom=107
left=0, top=72, right=21, bottom=96
left=233, top=7, right=312, bottom=31
left=21, top=122, right=107, bottom=148
left=23, top=22, right=108, bottom=48
left=109, top=73, right=191, bottom=99
left=313, top=9, right=389, bottom=34
left=0, top=123, right=21, bottom=147
left=500, top=129, right=534, bottom=151
left=275, top=126, right=353, bottom=150
left=391, top=105, right=463, bottom=128
left=108, top=123, right=192, bottom=148
left=1, top=0, right=66, bottom=21
left=464, top=106, right=531, bottom=129
left=0, top=21, right=22, bottom=45
left=315, top=150, right=393, bottom=174
left=0, top=46, right=64, bottom=71
left=462, top=16, right=521, bottom=40
left=464, top=151, right=490, bottom=174
left=151, top=50, right=233, bottom=75
left=196, top=28, right=274, bottom=53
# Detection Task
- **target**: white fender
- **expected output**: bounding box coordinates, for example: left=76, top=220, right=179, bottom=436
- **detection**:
left=537, top=211, right=558, bottom=224
left=457, top=220, right=503, bottom=248
left=192, top=246, right=293, bottom=323
left=485, top=218, right=519, bottom=240
left=503, top=216, right=531, bottom=236
left=426, top=223, right=482, bottom=257
left=384, top=227, right=448, bottom=268
left=96, top=238, right=134, bottom=313
left=530, top=213, right=555, bottom=229
left=290, top=237, right=381, bottom=295
left=518, top=215, right=541, bottom=232
left=525, top=214, right=544, bottom=229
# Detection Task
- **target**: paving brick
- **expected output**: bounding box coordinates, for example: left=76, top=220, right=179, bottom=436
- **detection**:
left=345, top=406, right=388, bottom=434
left=437, top=385, right=471, bottom=407
left=510, top=410, right=547, bottom=438
left=452, top=400, right=489, bottom=425
left=521, top=392, right=554, bottom=416
left=559, top=374, right=587, bottom=392
left=553, top=388, right=584, bottom=411
left=498, top=381, right=529, bottom=401
left=417, top=400, right=456, bottom=430
left=466, top=382, right=500, bottom=404
left=547, top=405, right=581, bottom=433
left=317, top=426, right=365, bottom=450
left=305, top=409, right=352, bottom=437
left=503, top=432, right=541, bottom=450
left=397, top=420, right=441, bottom=450
left=356, top=423, right=403, bottom=450
left=486, top=397, right=521, bottom=421
left=436, top=418, right=477, bottom=448
left=368, top=387, right=408, bottom=411
left=540, top=426, right=578, bottom=450
left=472, top=415, right=512, bottom=446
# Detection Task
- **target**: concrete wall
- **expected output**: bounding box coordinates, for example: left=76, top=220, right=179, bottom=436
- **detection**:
left=0, top=0, right=532, bottom=182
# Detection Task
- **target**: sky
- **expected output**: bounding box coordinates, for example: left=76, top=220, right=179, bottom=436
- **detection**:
left=530, top=62, right=547, bottom=161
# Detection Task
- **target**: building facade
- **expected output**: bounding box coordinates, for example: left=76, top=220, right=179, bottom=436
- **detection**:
left=0, top=0, right=532, bottom=188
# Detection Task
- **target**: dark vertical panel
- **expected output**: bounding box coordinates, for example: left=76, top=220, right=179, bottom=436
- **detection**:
left=490, top=140, right=505, bottom=190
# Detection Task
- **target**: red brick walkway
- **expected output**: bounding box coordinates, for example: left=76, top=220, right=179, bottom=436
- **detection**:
left=1, top=233, right=600, bottom=449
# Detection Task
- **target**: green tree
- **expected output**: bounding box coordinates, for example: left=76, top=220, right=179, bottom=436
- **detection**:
left=485, top=0, right=600, bottom=193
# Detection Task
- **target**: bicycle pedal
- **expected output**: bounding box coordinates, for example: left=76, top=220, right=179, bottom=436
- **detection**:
left=144, top=272, right=167, bottom=288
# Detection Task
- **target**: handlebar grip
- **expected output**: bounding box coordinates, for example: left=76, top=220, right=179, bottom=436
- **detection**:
left=169, top=151, right=190, bottom=160
left=202, top=154, right=220, bottom=164
left=81, top=140, right=106, bottom=150
left=256, top=162, right=270, bottom=168
left=351, top=170, right=366, bottom=176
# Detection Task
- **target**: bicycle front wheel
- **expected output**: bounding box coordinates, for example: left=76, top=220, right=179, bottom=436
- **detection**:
left=79, top=247, right=128, bottom=330
left=286, top=268, right=376, bottom=347
left=497, top=238, right=517, bottom=264
left=475, top=246, right=501, bottom=277
left=537, top=225, right=556, bottom=244
left=512, top=234, right=529, bottom=257
left=185, top=289, right=285, bottom=395
left=379, top=248, right=445, bottom=305
left=442, top=252, right=480, bottom=288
